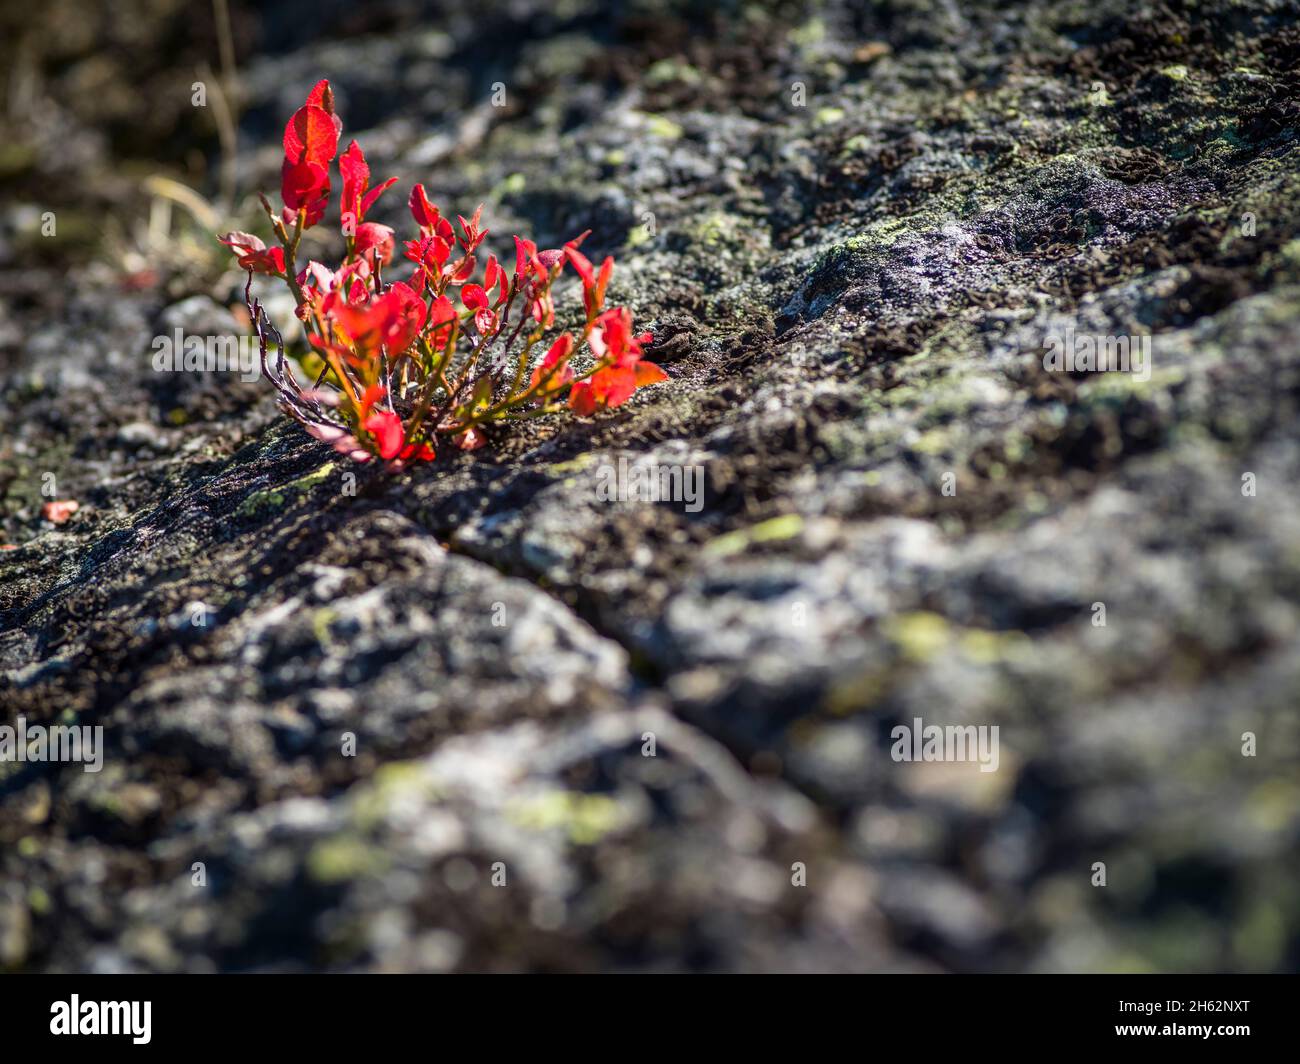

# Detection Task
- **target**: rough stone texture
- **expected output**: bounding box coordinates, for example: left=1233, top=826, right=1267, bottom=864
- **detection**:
left=1, top=0, right=1298, bottom=972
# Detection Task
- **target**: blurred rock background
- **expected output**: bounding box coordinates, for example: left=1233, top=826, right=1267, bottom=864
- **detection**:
left=0, top=0, right=1297, bottom=972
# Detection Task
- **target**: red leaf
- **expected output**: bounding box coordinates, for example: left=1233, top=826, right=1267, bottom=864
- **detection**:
left=383, top=281, right=428, bottom=355
left=531, top=332, right=575, bottom=397
left=357, top=383, right=387, bottom=420
left=281, top=157, right=331, bottom=226
left=427, top=295, right=458, bottom=350
left=355, top=222, right=395, bottom=264
left=404, top=235, right=450, bottom=269
left=363, top=410, right=405, bottom=460
left=452, top=427, right=487, bottom=451
left=409, top=184, right=438, bottom=227
left=303, top=80, right=344, bottom=141
left=360, top=178, right=397, bottom=219
left=219, top=232, right=286, bottom=275
left=284, top=104, right=340, bottom=166
left=218, top=231, right=265, bottom=254
left=595, top=257, right=614, bottom=304
left=542, top=332, right=575, bottom=368
left=42, top=499, right=79, bottom=524
left=339, top=140, right=368, bottom=223
left=483, top=255, right=505, bottom=302
left=594, top=365, right=637, bottom=409
left=457, top=204, right=487, bottom=251
left=305, top=79, right=332, bottom=111
left=450, top=255, right=476, bottom=283
left=634, top=361, right=668, bottom=386
left=564, top=245, right=595, bottom=288
left=514, top=236, right=540, bottom=277
left=568, top=381, right=596, bottom=417
left=249, top=247, right=286, bottom=275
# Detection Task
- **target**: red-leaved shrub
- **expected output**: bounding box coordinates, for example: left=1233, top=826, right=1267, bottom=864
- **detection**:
left=220, top=80, right=667, bottom=465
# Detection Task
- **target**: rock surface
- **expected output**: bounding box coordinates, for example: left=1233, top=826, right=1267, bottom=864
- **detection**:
left=1, top=0, right=1298, bottom=972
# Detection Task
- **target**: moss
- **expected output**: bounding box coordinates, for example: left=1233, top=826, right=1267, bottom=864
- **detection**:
left=0, top=141, right=38, bottom=178
left=1245, top=779, right=1299, bottom=833
left=548, top=453, right=599, bottom=475
left=1077, top=365, right=1187, bottom=401
left=705, top=514, right=805, bottom=557
left=1134, top=913, right=1220, bottom=972
left=822, top=664, right=895, bottom=715
left=884, top=611, right=952, bottom=663
left=307, top=836, right=390, bottom=883
left=237, top=462, right=336, bottom=516
left=838, top=202, right=966, bottom=250
left=1, top=438, right=76, bottom=517
left=912, top=427, right=954, bottom=456
left=752, top=514, right=804, bottom=542
left=89, top=790, right=124, bottom=817
left=496, top=172, right=527, bottom=197
left=958, top=627, right=1031, bottom=664
left=790, top=17, right=825, bottom=48
left=506, top=790, right=628, bottom=844
left=840, top=134, right=872, bottom=157
left=311, top=608, right=338, bottom=648
left=351, top=761, right=435, bottom=829
left=236, top=488, right=286, bottom=517
left=284, top=462, right=337, bottom=494
left=1003, top=431, right=1031, bottom=464
left=639, top=113, right=684, bottom=141
left=625, top=221, right=654, bottom=248
left=685, top=210, right=760, bottom=252
left=645, top=58, right=702, bottom=86
left=1232, top=899, right=1286, bottom=969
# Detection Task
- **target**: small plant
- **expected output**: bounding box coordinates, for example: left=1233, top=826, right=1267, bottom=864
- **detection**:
left=218, top=80, right=667, bottom=465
